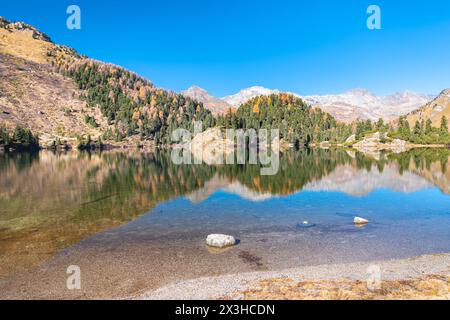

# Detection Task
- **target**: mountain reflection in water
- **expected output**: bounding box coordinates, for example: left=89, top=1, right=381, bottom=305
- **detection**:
left=0, top=148, right=449, bottom=279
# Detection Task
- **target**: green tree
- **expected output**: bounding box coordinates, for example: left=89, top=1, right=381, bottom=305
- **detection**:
left=376, top=118, right=385, bottom=132
left=425, top=119, right=433, bottom=134
left=413, top=120, right=422, bottom=136
left=440, top=116, right=448, bottom=135
left=355, top=121, right=366, bottom=141
left=0, top=126, right=10, bottom=146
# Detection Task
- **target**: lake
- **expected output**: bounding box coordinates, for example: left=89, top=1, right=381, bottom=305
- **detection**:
left=0, top=148, right=449, bottom=299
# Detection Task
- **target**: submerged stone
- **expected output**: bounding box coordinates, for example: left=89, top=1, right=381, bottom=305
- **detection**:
left=354, top=217, right=369, bottom=225
left=296, top=221, right=316, bottom=229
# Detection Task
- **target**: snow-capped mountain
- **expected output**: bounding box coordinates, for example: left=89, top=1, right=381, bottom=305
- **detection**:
left=222, top=86, right=283, bottom=108
left=182, top=85, right=233, bottom=115
left=306, top=89, right=435, bottom=122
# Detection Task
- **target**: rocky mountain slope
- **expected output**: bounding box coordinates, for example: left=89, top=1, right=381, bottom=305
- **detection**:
left=183, top=85, right=233, bottom=115
left=0, top=17, right=106, bottom=144
left=407, top=89, right=450, bottom=130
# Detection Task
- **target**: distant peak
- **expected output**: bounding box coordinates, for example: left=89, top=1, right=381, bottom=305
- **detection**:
left=182, top=85, right=232, bottom=114
left=186, top=85, right=206, bottom=92
left=183, top=85, right=211, bottom=97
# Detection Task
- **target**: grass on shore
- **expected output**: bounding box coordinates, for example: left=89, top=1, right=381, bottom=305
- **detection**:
left=238, top=275, right=450, bottom=300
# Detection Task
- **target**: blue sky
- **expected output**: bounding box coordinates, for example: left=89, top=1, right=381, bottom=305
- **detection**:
left=1, top=0, right=449, bottom=96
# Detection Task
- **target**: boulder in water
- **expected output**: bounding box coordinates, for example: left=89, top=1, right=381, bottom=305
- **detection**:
left=354, top=217, right=369, bottom=225
left=206, top=234, right=237, bottom=248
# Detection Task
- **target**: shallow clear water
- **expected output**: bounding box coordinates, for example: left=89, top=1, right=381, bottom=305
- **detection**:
left=0, top=148, right=449, bottom=298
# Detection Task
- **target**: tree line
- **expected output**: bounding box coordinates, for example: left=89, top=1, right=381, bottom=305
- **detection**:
left=0, top=126, right=39, bottom=151
left=334, top=114, right=449, bottom=145
left=391, top=115, right=449, bottom=144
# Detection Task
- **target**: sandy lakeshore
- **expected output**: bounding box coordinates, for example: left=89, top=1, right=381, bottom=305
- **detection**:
left=136, top=253, right=450, bottom=300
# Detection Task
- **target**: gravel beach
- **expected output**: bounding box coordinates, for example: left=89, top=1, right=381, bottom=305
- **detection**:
left=136, top=253, right=450, bottom=300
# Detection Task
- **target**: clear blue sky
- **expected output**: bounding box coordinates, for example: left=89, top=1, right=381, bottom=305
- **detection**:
left=1, top=0, right=449, bottom=96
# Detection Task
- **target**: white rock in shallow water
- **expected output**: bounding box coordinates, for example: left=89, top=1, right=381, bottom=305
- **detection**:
left=354, top=217, right=369, bottom=225
left=206, top=234, right=236, bottom=248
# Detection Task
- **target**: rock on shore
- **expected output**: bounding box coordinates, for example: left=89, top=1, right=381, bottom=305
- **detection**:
left=190, top=128, right=235, bottom=165
left=185, top=127, right=288, bottom=165
left=352, top=132, right=409, bottom=153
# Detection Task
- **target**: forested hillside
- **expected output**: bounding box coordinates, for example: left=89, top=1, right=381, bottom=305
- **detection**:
left=55, top=56, right=215, bottom=145
left=217, top=94, right=353, bottom=146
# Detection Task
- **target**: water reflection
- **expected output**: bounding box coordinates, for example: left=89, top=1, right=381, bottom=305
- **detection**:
left=0, top=148, right=449, bottom=278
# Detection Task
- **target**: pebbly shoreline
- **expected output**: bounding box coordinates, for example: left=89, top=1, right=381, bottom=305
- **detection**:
left=135, top=253, right=450, bottom=300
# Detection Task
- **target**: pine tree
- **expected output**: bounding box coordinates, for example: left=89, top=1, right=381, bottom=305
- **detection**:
left=355, top=121, right=366, bottom=141
left=425, top=119, right=433, bottom=134
left=376, top=118, right=385, bottom=131
left=0, top=127, right=10, bottom=146
left=440, top=116, right=448, bottom=135
left=413, top=120, right=422, bottom=136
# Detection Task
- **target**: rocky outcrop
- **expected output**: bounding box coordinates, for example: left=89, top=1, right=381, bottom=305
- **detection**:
left=353, top=132, right=409, bottom=154
left=186, top=128, right=285, bottom=165
left=0, top=17, right=9, bottom=28
left=189, top=128, right=235, bottom=165
left=0, top=17, right=52, bottom=42
left=345, top=134, right=356, bottom=144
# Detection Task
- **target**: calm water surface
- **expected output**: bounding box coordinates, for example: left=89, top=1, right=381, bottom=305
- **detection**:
left=0, top=149, right=449, bottom=298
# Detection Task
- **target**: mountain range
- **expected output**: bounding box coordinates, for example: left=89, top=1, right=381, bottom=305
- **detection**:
left=183, top=85, right=436, bottom=123
left=0, top=15, right=448, bottom=147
